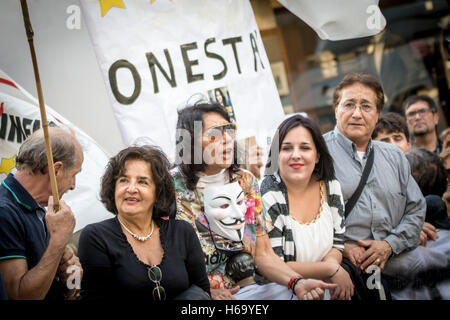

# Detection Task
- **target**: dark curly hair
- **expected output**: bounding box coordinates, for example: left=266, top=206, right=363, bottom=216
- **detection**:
left=372, top=112, right=410, bottom=141
left=175, top=101, right=240, bottom=190
left=100, top=146, right=175, bottom=226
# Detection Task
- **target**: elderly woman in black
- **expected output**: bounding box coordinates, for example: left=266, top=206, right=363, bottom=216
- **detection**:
left=78, top=146, right=210, bottom=300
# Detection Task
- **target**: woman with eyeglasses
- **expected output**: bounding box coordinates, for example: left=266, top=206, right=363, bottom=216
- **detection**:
left=78, top=146, right=210, bottom=300
left=260, top=114, right=361, bottom=300
left=171, top=101, right=336, bottom=300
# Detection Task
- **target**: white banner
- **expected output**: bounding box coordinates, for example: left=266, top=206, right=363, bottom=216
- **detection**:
left=80, top=0, right=285, bottom=161
left=0, top=70, right=113, bottom=232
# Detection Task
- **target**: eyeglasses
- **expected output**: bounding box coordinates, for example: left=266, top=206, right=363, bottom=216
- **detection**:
left=340, top=102, right=377, bottom=114
left=203, top=123, right=236, bottom=143
left=406, top=108, right=432, bottom=119
left=148, top=265, right=166, bottom=301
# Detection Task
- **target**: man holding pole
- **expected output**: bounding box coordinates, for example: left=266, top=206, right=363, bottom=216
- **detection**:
left=0, top=127, right=83, bottom=300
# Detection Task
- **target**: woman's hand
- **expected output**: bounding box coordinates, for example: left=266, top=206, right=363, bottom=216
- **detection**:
left=294, top=278, right=337, bottom=300
left=328, top=264, right=354, bottom=300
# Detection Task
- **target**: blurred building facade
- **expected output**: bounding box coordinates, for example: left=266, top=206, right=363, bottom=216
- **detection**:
left=252, top=0, right=450, bottom=134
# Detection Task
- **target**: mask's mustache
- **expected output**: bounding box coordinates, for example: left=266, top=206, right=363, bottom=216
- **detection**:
left=219, top=218, right=245, bottom=226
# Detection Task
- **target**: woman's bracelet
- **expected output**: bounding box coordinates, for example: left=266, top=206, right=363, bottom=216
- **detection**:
left=288, top=275, right=304, bottom=293
left=330, top=265, right=340, bottom=278
left=291, top=277, right=304, bottom=294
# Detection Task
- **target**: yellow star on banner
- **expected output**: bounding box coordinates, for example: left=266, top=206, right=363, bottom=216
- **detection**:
left=99, top=0, right=126, bottom=17
left=0, top=155, right=16, bottom=175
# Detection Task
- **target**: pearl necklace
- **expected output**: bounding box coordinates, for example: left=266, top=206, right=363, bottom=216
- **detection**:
left=118, top=216, right=154, bottom=242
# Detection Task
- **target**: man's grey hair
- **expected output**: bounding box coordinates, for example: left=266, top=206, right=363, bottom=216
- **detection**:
left=15, top=127, right=80, bottom=174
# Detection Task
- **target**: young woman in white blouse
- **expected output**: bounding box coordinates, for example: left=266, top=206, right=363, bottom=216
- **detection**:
left=261, top=114, right=356, bottom=300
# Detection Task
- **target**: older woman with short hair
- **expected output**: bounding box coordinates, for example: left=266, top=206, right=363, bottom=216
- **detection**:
left=78, top=146, right=210, bottom=300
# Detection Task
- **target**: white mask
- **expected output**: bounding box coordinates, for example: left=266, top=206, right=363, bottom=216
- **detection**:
left=203, top=182, right=246, bottom=242
left=277, top=0, right=386, bottom=41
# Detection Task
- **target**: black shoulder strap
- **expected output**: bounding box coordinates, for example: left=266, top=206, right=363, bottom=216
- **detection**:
left=344, top=148, right=375, bottom=218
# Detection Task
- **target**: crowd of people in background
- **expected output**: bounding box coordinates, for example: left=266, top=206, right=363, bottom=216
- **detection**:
left=1, top=72, right=450, bottom=301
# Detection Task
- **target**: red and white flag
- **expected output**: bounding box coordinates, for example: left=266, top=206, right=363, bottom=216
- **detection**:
left=0, top=69, right=113, bottom=232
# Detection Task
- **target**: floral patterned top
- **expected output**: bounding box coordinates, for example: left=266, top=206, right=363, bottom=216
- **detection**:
left=171, top=167, right=273, bottom=289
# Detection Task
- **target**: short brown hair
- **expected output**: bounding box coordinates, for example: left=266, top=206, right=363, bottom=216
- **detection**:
left=372, top=112, right=410, bottom=141
left=333, top=73, right=385, bottom=112
left=100, top=146, right=175, bottom=226
left=403, top=94, right=438, bottom=114
left=15, top=127, right=81, bottom=174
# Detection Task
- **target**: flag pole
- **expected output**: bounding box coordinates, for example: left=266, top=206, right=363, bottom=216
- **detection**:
left=20, top=0, right=60, bottom=211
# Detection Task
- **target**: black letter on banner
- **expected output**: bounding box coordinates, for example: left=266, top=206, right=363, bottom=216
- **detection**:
left=222, top=36, right=242, bottom=74
left=146, top=50, right=177, bottom=94
left=23, top=118, right=32, bottom=137
left=0, top=113, right=7, bottom=140
left=8, top=115, right=26, bottom=143
left=250, top=31, right=265, bottom=72
left=108, top=60, right=141, bottom=105
left=204, top=38, right=227, bottom=80
left=32, top=120, right=41, bottom=133
left=180, top=42, right=204, bottom=83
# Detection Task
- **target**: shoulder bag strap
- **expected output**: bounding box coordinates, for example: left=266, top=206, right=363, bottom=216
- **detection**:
left=344, top=148, right=375, bottom=218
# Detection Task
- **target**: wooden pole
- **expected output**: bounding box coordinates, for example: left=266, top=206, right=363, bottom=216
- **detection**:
left=20, top=0, right=60, bottom=211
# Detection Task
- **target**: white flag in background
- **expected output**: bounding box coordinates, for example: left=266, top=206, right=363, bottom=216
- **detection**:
left=0, top=69, right=113, bottom=232
left=278, top=0, right=386, bottom=41
left=80, top=0, right=285, bottom=161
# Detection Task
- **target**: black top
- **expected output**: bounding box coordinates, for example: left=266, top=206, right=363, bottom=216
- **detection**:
left=0, top=174, right=63, bottom=300
left=0, top=174, right=48, bottom=266
left=78, top=217, right=210, bottom=300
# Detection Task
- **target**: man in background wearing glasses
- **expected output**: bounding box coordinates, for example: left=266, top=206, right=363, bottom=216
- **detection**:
left=403, top=94, right=443, bottom=155
left=324, top=73, right=428, bottom=299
